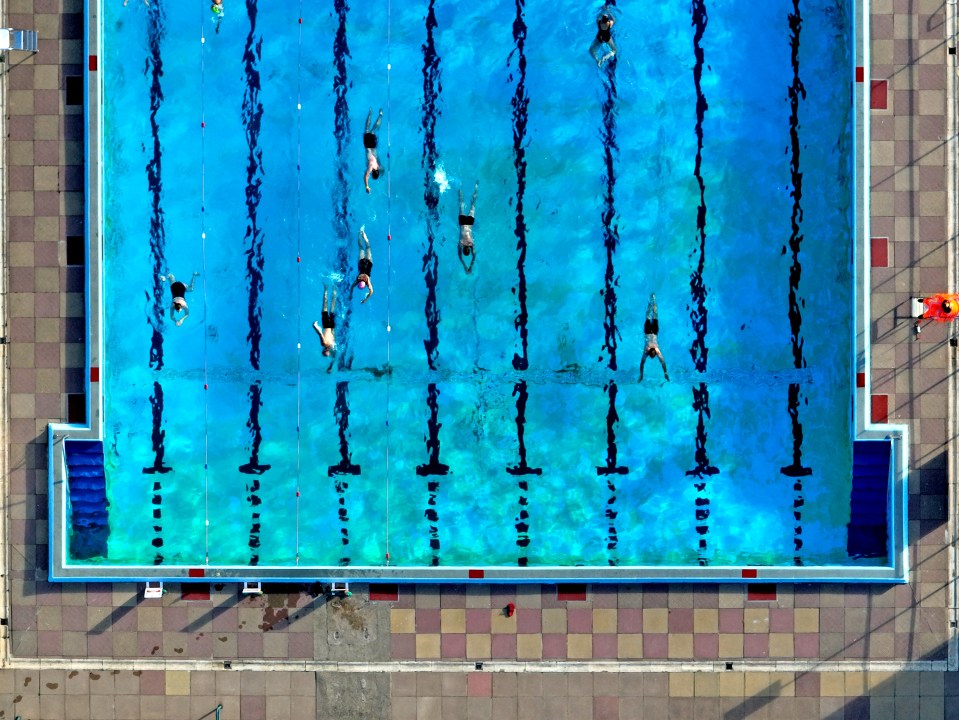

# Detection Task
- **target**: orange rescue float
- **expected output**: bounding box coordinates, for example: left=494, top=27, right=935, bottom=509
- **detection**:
left=921, top=293, right=959, bottom=322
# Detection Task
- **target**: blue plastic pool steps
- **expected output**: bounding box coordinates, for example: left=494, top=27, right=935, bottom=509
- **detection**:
left=64, top=440, right=110, bottom=559
left=846, top=440, right=891, bottom=559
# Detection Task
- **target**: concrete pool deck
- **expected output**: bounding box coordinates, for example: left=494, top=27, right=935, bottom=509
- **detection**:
left=1, top=0, right=957, bottom=718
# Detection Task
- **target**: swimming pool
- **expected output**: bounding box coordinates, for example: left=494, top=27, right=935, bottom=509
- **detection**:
left=50, top=0, right=907, bottom=581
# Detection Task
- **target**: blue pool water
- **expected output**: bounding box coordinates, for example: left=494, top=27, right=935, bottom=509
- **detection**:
left=93, top=0, right=859, bottom=569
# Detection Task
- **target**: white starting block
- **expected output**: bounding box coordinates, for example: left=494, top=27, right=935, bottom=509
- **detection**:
left=241, top=581, right=263, bottom=595
left=143, top=581, right=164, bottom=599
left=911, top=297, right=925, bottom=318
left=330, top=581, right=350, bottom=595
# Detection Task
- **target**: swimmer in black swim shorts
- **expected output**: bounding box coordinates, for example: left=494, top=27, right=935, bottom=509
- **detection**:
left=353, top=228, right=375, bottom=303
left=457, top=180, right=479, bottom=274
left=589, top=7, right=617, bottom=67
left=639, top=293, right=669, bottom=382
left=313, top=287, right=337, bottom=356
left=363, top=107, right=384, bottom=193
left=159, top=271, right=200, bottom=327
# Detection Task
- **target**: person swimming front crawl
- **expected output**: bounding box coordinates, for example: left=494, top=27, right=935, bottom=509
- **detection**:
left=211, top=0, right=224, bottom=33
left=312, top=286, right=337, bottom=357
left=589, top=7, right=617, bottom=66
left=353, top=228, right=375, bottom=303
left=363, top=108, right=384, bottom=193
left=160, top=271, right=200, bottom=327
left=457, top=181, right=479, bottom=274
left=639, top=293, right=669, bottom=382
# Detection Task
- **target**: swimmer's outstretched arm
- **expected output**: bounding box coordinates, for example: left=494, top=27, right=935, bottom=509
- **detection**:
left=638, top=354, right=647, bottom=382
left=364, top=165, right=372, bottom=194
left=361, top=279, right=374, bottom=304
left=659, top=352, right=669, bottom=381
left=159, top=273, right=172, bottom=283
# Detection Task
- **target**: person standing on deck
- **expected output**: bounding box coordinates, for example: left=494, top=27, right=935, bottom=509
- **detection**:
left=457, top=181, right=479, bottom=274
left=589, top=7, right=617, bottom=66
left=160, top=271, right=200, bottom=327
left=639, top=293, right=669, bottom=382
left=363, top=108, right=384, bottom=193
left=313, top=287, right=337, bottom=357
left=353, top=228, right=375, bottom=303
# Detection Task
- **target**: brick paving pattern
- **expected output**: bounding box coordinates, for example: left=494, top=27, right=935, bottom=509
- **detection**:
left=1, top=0, right=957, bottom=717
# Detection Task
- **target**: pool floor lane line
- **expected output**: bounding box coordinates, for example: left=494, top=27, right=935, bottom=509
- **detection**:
left=507, top=380, right=541, bottom=567
left=416, top=383, right=448, bottom=566
left=595, top=24, right=626, bottom=565
left=242, top=0, right=266, bottom=372
left=687, top=0, right=718, bottom=565
left=510, top=0, right=531, bottom=373
left=237, top=0, right=269, bottom=567
left=781, top=0, right=812, bottom=563
left=145, top=0, right=168, bottom=373
left=240, top=381, right=270, bottom=566
left=421, top=0, right=442, bottom=371
left=327, top=382, right=358, bottom=565
left=142, top=382, right=171, bottom=564
left=332, top=0, right=354, bottom=370
left=418, top=0, right=447, bottom=566
left=142, top=3, right=170, bottom=565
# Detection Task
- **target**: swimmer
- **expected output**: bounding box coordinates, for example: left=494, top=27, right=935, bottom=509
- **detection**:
left=353, top=228, right=375, bottom=303
left=363, top=108, right=384, bottom=193
left=457, top=181, right=479, bottom=274
left=312, top=287, right=337, bottom=357
left=211, top=0, right=224, bottom=34
left=159, top=271, right=199, bottom=327
left=639, top=293, right=669, bottom=382
left=123, top=0, right=149, bottom=5
left=589, top=7, right=617, bottom=67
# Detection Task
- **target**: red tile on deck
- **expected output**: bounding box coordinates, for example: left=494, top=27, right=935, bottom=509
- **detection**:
left=871, top=237, right=889, bottom=267
left=871, top=79, right=889, bottom=110
left=872, top=394, right=889, bottom=423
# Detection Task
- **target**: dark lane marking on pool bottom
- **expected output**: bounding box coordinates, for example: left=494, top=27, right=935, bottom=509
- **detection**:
left=421, top=0, right=442, bottom=370
left=416, top=384, right=448, bottom=567
left=331, top=0, right=354, bottom=370
left=596, top=382, right=627, bottom=566
left=142, top=381, right=169, bottom=563
left=142, top=381, right=172, bottom=475
left=327, top=382, right=356, bottom=566
left=242, top=0, right=265, bottom=371
left=416, top=384, right=449, bottom=477
left=506, top=380, right=540, bottom=566
left=782, top=0, right=811, bottom=563
left=686, top=382, right=718, bottom=566
left=598, top=58, right=620, bottom=371
left=688, top=0, right=716, bottom=565
left=510, top=0, right=531, bottom=372
left=328, top=381, right=360, bottom=477
left=144, top=3, right=167, bottom=371
left=239, top=382, right=271, bottom=475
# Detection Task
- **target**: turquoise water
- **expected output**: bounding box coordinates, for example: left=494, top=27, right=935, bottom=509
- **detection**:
left=94, top=0, right=858, bottom=569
